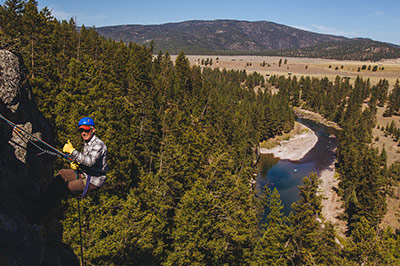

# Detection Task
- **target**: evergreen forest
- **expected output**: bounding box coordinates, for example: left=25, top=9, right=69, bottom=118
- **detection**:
left=1, top=1, right=400, bottom=265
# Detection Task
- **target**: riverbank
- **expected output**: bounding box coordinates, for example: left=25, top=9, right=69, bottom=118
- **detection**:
left=294, top=107, right=342, bottom=131
left=319, top=163, right=347, bottom=237
left=260, top=120, right=347, bottom=236
left=260, top=122, right=318, bottom=161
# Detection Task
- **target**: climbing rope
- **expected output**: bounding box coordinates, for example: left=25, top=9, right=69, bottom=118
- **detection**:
left=75, top=170, right=86, bottom=266
left=77, top=196, right=85, bottom=266
left=2, top=113, right=88, bottom=264
left=0, top=113, right=73, bottom=162
left=11, top=123, right=55, bottom=156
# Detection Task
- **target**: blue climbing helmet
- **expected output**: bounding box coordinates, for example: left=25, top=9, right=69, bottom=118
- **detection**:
left=78, top=117, right=95, bottom=128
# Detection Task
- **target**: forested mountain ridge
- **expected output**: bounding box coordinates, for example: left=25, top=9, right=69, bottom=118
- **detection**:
left=274, top=39, right=400, bottom=61
left=95, top=19, right=400, bottom=61
left=95, top=20, right=347, bottom=52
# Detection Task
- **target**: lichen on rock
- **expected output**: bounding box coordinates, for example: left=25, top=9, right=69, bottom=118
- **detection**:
left=0, top=50, right=21, bottom=112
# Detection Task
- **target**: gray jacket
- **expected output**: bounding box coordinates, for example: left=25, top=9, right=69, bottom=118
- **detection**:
left=71, top=134, right=108, bottom=187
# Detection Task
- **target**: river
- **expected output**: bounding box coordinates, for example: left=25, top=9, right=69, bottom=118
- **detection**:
left=256, top=118, right=339, bottom=215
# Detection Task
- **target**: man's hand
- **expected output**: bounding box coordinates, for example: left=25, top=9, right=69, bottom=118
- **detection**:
left=63, top=140, right=76, bottom=154
left=70, top=162, right=79, bottom=170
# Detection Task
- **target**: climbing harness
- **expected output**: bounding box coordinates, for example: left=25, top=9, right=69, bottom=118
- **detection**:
left=0, top=113, right=73, bottom=162
left=82, top=175, right=92, bottom=198
left=72, top=170, right=91, bottom=199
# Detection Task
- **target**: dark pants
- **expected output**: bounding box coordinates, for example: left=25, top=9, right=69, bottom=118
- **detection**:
left=34, top=169, right=98, bottom=223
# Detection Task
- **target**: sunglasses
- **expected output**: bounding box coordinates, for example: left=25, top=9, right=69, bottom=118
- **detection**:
left=79, top=128, right=92, bottom=133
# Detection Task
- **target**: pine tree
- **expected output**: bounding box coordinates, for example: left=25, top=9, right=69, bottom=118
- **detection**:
left=287, top=173, right=340, bottom=265
left=344, top=216, right=388, bottom=265
left=385, top=79, right=400, bottom=116
left=0, top=0, right=24, bottom=49
left=251, top=188, right=289, bottom=266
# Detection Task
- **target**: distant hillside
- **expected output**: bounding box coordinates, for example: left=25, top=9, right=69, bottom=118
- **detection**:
left=274, top=39, right=400, bottom=61
left=95, top=20, right=348, bottom=52
left=95, top=19, right=400, bottom=61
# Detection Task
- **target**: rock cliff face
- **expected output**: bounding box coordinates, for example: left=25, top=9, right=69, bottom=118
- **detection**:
left=0, top=50, right=78, bottom=266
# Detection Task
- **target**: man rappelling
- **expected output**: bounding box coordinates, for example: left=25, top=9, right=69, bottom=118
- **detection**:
left=62, top=117, right=108, bottom=194
left=32, top=117, right=108, bottom=223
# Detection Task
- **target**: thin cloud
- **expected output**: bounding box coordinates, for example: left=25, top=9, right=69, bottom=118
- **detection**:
left=358, top=4, right=395, bottom=22
left=360, top=10, right=386, bottom=19
left=79, top=15, right=108, bottom=23
left=289, top=24, right=358, bottom=38
left=370, top=11, right=385, bottom=17
left=43, top=5, right=107, bottom=26
left=312, top=24, right=359, bottom=38
left=362, top=10, right=396, bottom=23
left=47, top=6, right=74, bottom=21
left=288, top=24, right=313, bottom=32
left=72, top=14, right=109, bottom=27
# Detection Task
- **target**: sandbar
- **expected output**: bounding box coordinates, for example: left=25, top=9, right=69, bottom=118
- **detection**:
left=260, top=124, right=318, bottom=161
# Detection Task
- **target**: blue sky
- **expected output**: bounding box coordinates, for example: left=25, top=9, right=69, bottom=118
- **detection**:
left=6, top=0, right=400, bottom=45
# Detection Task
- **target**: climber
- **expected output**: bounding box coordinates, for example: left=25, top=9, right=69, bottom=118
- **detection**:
left=32, top=117, right=108, bottom=223
left=61, top=116, right=108, bottom=194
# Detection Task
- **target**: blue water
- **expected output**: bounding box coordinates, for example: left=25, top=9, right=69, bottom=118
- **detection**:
left=256, top=118, right=339, bottom=215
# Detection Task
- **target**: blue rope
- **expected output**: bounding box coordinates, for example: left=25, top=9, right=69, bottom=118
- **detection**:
left=0, top=113, right=72, bottom=162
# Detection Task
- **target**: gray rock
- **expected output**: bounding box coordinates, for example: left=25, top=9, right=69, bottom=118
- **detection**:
left=0, top=49, right=78, bottom=266
left=0, top=50, right=20, bottom=112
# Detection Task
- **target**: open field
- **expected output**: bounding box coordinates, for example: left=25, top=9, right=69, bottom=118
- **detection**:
left=372, top=105, right=400, bottom=166
left=175, top=55, right=400, bottom=88
left=371, top=105, right=400, bottom=230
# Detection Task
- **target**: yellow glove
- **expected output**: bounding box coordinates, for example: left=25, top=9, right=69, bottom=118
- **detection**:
left=63, top=140, right=76, bottom=154
left=70, top=162, right=79, bottom=170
